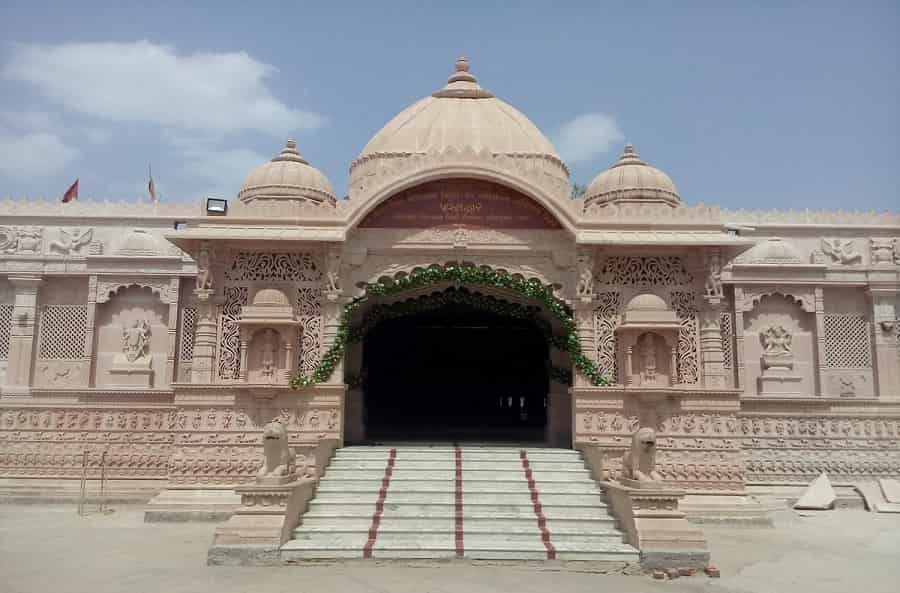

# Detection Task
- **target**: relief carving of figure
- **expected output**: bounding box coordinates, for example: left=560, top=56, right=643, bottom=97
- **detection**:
left=870, top=239, right=894, bottom=265
left=621, top=427, right=663, bottom=482
left=0, top=226, right=19, bottom=253
left=704, top=253, right=723, bottom=298
left=15, top=227, right=42, bottom=253
left=121, top=319, right=151, bottom=362
left=257, top=420, right=296, bottom=483
left=260, top=329, right=277, bottom=382
left=195, top=245, right=213, bottom=290
left=638, top=333, right=657, bottom=383
left=760, top=324, right=792, bottom=357
left=822, top=238, right=862, bottom=264
left=325, top=251, right=341, bottom=293
left=49, top=228, right=92, bottom=255
left=575, top=251, right=593, bottom=300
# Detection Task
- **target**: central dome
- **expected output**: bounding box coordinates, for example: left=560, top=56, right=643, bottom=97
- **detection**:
left=350, top=57, right=570, bottom=203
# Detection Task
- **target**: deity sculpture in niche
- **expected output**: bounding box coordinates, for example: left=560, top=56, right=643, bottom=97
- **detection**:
left=325, top=251, right=341, bottom=294
left=704, top=253, right=723, bottom=299
left=195, top=244, right=213, bottom=291
left=757, top=324, right=802, bottom=395
left=260, top=329, right=278, bottom=383
left=638, top=333, right=658, bottom=384
left=575, top=251, right=593, bottom=301
left=121, top=319, right=151, bottom=363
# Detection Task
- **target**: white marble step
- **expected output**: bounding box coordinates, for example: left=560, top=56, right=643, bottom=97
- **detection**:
left=328, top=460, right=585, bottom=471
left=316, top=480, right=599, bottom=495
left=324, top=469, right=588, bottom=481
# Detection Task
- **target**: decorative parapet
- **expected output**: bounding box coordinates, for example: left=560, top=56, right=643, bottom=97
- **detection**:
left=723, top=208, right=900, bottom=228
left=582, top=202, right=726, bottom=226
left=0, top=197, right=198, bottom=219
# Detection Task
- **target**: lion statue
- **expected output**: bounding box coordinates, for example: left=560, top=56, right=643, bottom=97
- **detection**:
left=620, top=427, right=663, bottom=483
left=256, top=420, right=296, bottom=484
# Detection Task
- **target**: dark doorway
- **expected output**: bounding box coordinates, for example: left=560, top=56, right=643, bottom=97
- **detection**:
left=362, top=298, right=549, bottom=442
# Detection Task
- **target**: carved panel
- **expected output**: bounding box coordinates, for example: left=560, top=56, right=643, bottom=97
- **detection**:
left=96, top=278, right=175, bottom=304
left=296, top=288, right=323, bottom=375
left=179, top=307, right=196, bottom=363
left=37, top=305, right=87, bottom=360
left=217, top=287, right=248, bottom=380
left=594, top=292, right=621, bottom=383
left=598, top=256, right=694, bottom=288
left=720, top=310, right=734, bottom=372
left=0, top=303, right=12, bottom=360
left=823, top=314, right=872, bottom=368
left=224, top=253, right=323, bottom=283
left=669, top=291, right=699, bottom=384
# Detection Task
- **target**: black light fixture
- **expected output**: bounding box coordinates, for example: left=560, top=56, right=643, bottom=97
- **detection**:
left=206, top=197, right=228, bottom=216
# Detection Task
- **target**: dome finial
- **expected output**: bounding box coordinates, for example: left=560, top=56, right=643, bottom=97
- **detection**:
left=433, top=55, right=494, bottom=99
left=273, top=138, right=307, bottom=164
left=613, top=143, right=644, bottom=167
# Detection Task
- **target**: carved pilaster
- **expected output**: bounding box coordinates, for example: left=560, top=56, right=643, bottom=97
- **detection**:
left=165, top=277, right=180, bottom=387
left=2, top=276, right=42, bottom=396
left=700, top=297, right=727, bottom=388
left=867, top=288, right=899, bottom=399
left=190, top=288, right=217, bottom=384
left=814, top=287, right=826, bottom=397
left=573, top=302, right=595, bottom=387
left=733, top=287, right=746, bottom=390
left=84, top=275, right=98, bottom=387
left=321, top=293, right=345, bottom=385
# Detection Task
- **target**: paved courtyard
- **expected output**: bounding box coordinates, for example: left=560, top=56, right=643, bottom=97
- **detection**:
left=1, top=505, right=898, bottom=593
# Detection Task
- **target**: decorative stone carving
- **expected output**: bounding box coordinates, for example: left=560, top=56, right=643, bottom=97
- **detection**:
left=325, top=250, right=341, bottom=294
left=1, top=227, right=43, bottom=254
left=638, top=333, right=658, bottom=383
left=49, top=228, right=92, bottom=255
left=757, top=324, right=801, bottom=395
left=870, top=239, right=894, bottom=265
left=598, top=256, right=693, bottom=287
left=760, top=324, right=792, bottom=358
left=121, top=319, right=151, bottom=363
left=575, top=249, right=594, bottom=302
left=594, top=292, right=621, bottom=383
left=822, top=238, right=862, bottom=264
left=704, top=253, right=723, bottom=299
left=195, top=243, right=213, bottom=290
left=256, top=421, right=297, bottom=484
left=96, top=278, right=176, bottom=304
left=620, top=428, right=663, bottom=484
left=0, top=226, right=18, bottom=252
left=741, top=287, right=815, bottom=313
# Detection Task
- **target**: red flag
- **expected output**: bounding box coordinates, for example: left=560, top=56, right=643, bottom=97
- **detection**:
left=148, top=164, right=158, bottom=204
left=62, top=179, right=78, bottom=203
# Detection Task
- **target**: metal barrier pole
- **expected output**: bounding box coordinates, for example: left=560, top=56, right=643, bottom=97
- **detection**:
left=78, top=449, right=88, bottom=516
left=98, top=450, right=108, bottom=514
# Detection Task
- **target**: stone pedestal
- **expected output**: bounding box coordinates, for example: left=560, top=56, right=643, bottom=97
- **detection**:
left=757, top=355, right=802, bottom=395
left=603, top=481, right=709, bottom=569
left=109, top=356, right=154, bottom=388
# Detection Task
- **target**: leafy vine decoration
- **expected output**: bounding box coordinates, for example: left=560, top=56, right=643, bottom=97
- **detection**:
left=290, top=263, right=607, bottom=388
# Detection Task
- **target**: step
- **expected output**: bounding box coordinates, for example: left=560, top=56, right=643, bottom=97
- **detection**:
left=328, top=460, right=585, bottom=471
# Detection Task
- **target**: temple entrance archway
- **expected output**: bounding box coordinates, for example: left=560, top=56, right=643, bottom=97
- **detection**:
left=361, top=290, right=550, bottom=442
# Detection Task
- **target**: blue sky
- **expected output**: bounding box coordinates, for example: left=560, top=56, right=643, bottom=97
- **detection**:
left=0, top=1, right=897, bottom=210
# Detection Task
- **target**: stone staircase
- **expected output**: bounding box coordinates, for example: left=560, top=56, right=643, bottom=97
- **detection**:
left=281, top=445, right=639, bottom=562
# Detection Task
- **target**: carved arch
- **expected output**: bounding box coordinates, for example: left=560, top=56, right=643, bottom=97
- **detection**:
left=741, top=287, right=815, bottom=313
left=95, top=277, right=177, bottom=305
left=344, top=167, right=579, bottom=235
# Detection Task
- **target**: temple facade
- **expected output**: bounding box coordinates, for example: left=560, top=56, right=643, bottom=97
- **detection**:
left=1, top=58, right=898, bottom=510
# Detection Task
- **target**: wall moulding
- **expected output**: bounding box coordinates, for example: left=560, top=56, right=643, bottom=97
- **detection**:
left=739, top=286, right=816, bottom=313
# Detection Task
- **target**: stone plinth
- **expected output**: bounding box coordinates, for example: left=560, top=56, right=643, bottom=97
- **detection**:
left=108, top=356, right=154, bottom=388
left=757, top=355, right=801, bottom=395
left=602, top=481, right=709, bottom=569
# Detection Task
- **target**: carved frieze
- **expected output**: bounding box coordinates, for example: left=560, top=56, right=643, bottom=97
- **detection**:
left=822, top=238, right=862, bottom=264
left=96, top=278, right=176, bottom=304
left=48, top=228, right=93, bottom=256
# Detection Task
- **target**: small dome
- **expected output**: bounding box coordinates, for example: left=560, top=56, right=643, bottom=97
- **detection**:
left=584, top=144, right=680, bottom=209
left=627, top=293, right=669, bottom=312
left=742, top=238, right=803, bottom=264
left=115, top=229, right=161, bottom=256
left=239, top=140, right=336, bottom=209
left=351, top=57, right=569, bottom=199
left=252, top=288, right=290, bottom=307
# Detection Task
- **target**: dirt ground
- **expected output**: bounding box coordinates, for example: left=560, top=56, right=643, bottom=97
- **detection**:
left=0, top=505, right=897, bottom=593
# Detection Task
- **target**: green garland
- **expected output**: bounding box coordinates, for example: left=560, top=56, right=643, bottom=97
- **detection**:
left=290, top=263, right=607, bottom=388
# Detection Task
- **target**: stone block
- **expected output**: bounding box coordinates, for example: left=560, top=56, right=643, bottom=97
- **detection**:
left=793, top=472, right=836, bottom=510
left=879, top=478, right=900, bottom=504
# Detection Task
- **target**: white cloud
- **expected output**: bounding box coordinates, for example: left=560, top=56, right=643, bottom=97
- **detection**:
left=0, top=130, right=78, bottom=180
left=555, top=113, right=624, bottom=164
left=178, top=145, right=269, bottom=200
left=3, top=40, right=322, bottom=136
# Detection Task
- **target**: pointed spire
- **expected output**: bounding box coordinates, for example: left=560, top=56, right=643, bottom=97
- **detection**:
left=433, top=55, right=494, bottom=99
left=610, top=143, right=647, bottom=168
left=272, top=138, right=308, bottom=164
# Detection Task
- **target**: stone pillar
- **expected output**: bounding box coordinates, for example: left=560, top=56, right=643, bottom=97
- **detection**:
left=165, top=277, right=180, bottom=386
left=321, top=293, right=346, bottom=385
left=733, top=287, right=746, bottom=390
left=190, top=288, right=217, bottom=384
left=573, top=303, right=595, bottom=387
left=700, top=296, right=728, bottom=388
left=813, top=287, right=827, bottom=396
left=868, top=288, right=899, bottom=399
left=546, top=347, right=572, bottom=447
left=2, top=276, right=42, bottom=396
left=84, top=275, right=98, bottom=387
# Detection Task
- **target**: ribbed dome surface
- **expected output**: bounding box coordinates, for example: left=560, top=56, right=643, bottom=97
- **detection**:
left=353, top=57, right=567, bottom=176
left=252, top=288, right=290, bottom=307
left=626, top=293, right=669, bottom=311
left=239, top=140, right=335, bottom=208
left=585, top=144, right=680, bottom=208
left=743, top=238, right=803, bottom=264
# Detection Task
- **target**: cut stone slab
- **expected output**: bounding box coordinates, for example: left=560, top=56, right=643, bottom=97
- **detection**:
left=855, top=481, right=900, bottom=514
left=793, top=472, right=836, bottom=510
left=878, top=478, right=900, bottom=504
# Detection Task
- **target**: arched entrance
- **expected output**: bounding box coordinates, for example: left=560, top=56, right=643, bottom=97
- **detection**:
left=361, top=288, right=550, bottom=442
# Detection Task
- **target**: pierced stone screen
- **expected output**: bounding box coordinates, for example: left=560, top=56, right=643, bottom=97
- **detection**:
left=38, top=305, right=87, bottom=360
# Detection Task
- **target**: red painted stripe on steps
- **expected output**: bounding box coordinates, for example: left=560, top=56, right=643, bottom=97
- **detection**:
left=520, top=449, right=556, bottom=560
left=362, top=447, right=396, bottom=559
left=455, top=446, right=464, bottom=558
